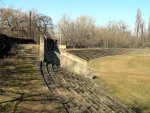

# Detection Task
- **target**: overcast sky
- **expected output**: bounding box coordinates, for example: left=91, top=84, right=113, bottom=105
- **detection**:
left=0, top=0, right=150, bottom=31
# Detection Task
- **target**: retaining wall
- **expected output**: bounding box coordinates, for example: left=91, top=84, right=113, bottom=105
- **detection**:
left=40, top=36, right=93, bottom=78
left=58, top=50, right=93, bottom=78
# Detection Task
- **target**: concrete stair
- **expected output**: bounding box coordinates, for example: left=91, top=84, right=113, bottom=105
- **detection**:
left=14, top=44, right=134, bottom=113
left=41, top=62, right=134, bottom=113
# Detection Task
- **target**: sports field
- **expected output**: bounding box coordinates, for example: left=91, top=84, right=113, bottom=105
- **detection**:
left=89, top=49, right=150, bottom=113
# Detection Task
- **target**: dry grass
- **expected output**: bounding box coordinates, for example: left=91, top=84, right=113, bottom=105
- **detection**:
left=0, top=45, right=67, bottom=113
left=89, top=49, right=150, bottom=113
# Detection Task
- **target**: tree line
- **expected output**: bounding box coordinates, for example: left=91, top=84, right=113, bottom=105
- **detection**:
left=0, top=7, right=54, bottom=43
left=0, top=7, right=150, bottom=48
left=57, top=9, right=150, bottom=48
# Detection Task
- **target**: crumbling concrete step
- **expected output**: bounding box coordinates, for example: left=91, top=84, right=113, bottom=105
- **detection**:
left=40, top=58, right=134, bottom=113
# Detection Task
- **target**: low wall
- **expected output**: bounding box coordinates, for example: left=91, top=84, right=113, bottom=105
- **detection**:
left=0, top=34, right=35, bottom=59
left=58, top=50, right=93, bottom=78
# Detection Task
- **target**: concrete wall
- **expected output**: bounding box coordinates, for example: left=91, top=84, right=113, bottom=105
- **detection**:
left=40, top=36, right=93, bottom=78
left=39, top=35, right=46, bottom=62
left=58, top=50, right=93, bottom=78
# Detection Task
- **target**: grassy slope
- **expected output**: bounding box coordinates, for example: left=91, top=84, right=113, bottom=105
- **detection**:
left=0, top=45, right=67, bottom=113
left=89, top=49, right=150, bottom=113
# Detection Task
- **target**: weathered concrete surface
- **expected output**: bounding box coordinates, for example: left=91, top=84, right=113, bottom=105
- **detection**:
left=40, top=36, right=93, bottom=78
left=1, top=43, right=134, bottom=113
left=39, top=35, right=46, bottom=62
left=58, top=50, right=93, bottom=78
left=42, top=60, right=135, bottom=113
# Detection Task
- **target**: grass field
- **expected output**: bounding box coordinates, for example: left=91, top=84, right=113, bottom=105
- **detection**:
left=89, top=49, right=150, bottom=113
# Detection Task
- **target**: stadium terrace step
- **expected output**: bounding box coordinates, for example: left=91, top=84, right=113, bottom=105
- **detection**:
left=1, top=44, right=134, bottom=113
left=40, top=61, right=134, bottom=113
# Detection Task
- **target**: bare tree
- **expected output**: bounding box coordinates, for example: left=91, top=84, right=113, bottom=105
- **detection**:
left=36, top=14, right=53, bottom=36
left=0, top=7, right=54, bottom=43
left=57, top=15, right=132, bottom=48
left=146, top=17, right=150, bottom=47
left=135, top=8, right=143, bottom=38
left=73, top=16, right=96, bottom=47
left=57, top=15, right=73, bottom=46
